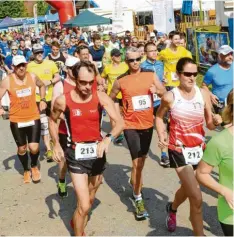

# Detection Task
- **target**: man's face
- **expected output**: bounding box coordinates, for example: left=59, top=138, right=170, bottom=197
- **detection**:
left=52, top=46, right=60, bottom=56
left=65, top=41, right=71, bottom=49
left=103, top=39, right=110, bottom=47
left=126, top=51, right=141, bottom=71
left=132, top=38, right=138, bottom=47
left=125, top=32, right=131, bottom=37
left=46, top=37, right=52, bottom=45
left=146, top=45, right=157, bottom=61
left=34, top=51, right=44, bottom=63
left=11, top=47, right=18, bottom=55
left=220, top=52, right=233, bottom=65
left=171, top=34, right=180, bottom=47
left=14, top=63, right=27, bottom=78
left=20, top=40, right=25, bottom=48
left=71, top=36, right=76, bottom=43
left=180, top=39, right=186, bottom=48
left=79, top=49, right=89, bottom=62
left=112, top=54, right=121, bottom=63
left=76, top=67, right=95, bottom=96
left=94, top=40, right=101, bottom=49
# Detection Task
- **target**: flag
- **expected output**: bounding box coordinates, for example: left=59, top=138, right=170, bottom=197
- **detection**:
left=181, top=0, right=193, bottom=15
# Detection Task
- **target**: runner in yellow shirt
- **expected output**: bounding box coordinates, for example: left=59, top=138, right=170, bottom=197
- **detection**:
left=158, top=31, right=192, bottom=89
left=101, top=48, right=128, bottom=143
left=27, top=44, right=61, bottom=162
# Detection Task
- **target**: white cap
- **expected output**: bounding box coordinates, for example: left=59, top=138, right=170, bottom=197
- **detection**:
left=32, top=43, right=44, bottom=53
left=12, top=55, right=27, bottom=66
left=65, top=56, right=80, bottom=67
left=217, top=45, right=234, bottom=55
left=150, top=32, right=156, bottom=37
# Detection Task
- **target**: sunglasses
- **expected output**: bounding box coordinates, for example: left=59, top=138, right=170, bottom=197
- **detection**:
left=35, top=51, right=43, bottom=55
left=16, top=63, right=26, bottom=68
left=181, top=72, right=198, bottom=77
left=127, top=57, right=141, bottom=63
left=12, top=49, right=18, bottom=51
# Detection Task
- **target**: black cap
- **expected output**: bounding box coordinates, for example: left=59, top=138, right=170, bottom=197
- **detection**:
left=111, top=48, right=121, bottom=57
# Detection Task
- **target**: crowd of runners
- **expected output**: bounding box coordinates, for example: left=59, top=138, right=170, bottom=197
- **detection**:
left=0, top=27, right=233, bottom=236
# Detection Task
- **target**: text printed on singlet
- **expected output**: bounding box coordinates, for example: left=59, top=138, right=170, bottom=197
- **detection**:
left=75, top=142, right=97, bottom=160
left=132, top=95, right=151, bottom=111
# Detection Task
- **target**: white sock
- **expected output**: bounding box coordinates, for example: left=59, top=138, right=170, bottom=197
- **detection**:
left=133, top=192, right=142, bottom=201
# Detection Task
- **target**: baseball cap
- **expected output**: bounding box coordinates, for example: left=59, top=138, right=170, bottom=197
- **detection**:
left=32, top=44, right=44, bottom=54
left=65, top=56, right=79, bottom=67
left=111, top=48, right=121, bottom=57
left=12, top=55, right=27, bottom=66
left=79, top=35, right=85, bottom=41
left=157, top=32, right=164, bottom=37
left=103, top=34, right=110, bottom=41
left=217, top=45, right=234, bottom=55
left=150, top=32, right=156, bottom=37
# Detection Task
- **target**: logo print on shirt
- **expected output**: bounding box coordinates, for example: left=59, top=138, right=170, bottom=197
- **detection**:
left=72, top=109, right=82, bottom=116
left=90, top=109, right=97, bottom=113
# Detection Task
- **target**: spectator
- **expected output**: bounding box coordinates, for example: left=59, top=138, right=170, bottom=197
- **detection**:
left=43, top=34, right=52, bottom=58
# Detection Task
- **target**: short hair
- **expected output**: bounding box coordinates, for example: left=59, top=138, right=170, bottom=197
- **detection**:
left=125, top=30, right=131, bottom=34
left=180, top=32, right=186, bottom=39
left=169, top=31, right=180, bottom=40
left=137, top=43, right=145, bottom=49
left=125, top=46, right=139, bottom=60
left=76, top=45, right=89, bottom=54
left=72, top=61, right=97, bottom=79
left=44, top=34, right=51, bottom=40
left=93, top=34, right=101, bottom=42
left=176, top=57, right=196, bottom=73
left=144, top=42, right=156, bottom=52
left=51, top=41, right=60, bottom=48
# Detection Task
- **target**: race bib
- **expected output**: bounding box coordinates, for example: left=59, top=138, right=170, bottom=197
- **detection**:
left=75, top=142, right=97, bottom=160
left=96, top=61, right=102, bottom=68
left=153, top=93, right=161, bottom=102
left=18, top=120, right=35, bottom=128
left=16, top=88, right=32, bottom=98
left=182, top=146, right=203, bottom=165
left=132, top=95, right=151, bottom=111
left=171, top=72, right=179, bottom=81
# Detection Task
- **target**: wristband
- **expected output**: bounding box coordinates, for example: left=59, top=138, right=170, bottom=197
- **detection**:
left=50, top=80, right=53, bottom=85
left=105, top=133, right=115, bottom=142
left=40, top=98, right=47, bottom=104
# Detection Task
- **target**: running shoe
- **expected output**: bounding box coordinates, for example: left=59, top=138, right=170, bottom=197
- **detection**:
left=45, top=150, right=53, bottom=163
left=166, top=202, right=177, bottom=232
left=23, top=170, right=31, bottom=184
left=58, top=181, right=68, bottom=197
left=135, top=199, right=149, bottom=220
left=160, top=155, right=170, bottom=167
left=114, top=134, right=124, bottom=144
left=31, top=166, right=41, bottom=183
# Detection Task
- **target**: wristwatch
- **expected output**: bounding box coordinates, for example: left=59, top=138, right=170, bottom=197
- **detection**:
left=40, top=98, right=47, bottom=104
left=105, top=133, right=115, bottom=142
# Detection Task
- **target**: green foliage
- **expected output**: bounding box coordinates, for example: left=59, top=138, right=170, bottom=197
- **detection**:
left=37, top=1, right=49, bottom=16
left=0, top=0, right=28, bottom=18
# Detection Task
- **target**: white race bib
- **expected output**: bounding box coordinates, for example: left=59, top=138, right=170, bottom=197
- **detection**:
left=18, top=120, right=35, bottom=128
left=182, top=146, right=203, bottom=165
left=132, top=95, right=151, bottom=111
left=16, top=88, right=32, bottom=98
left=171, top=72, right=179, bottom=81
left=75, top=142, right=97, bottom=160
left=96, top=61, right=102, bottom=68
left=153, top=93, right=161, bottom=102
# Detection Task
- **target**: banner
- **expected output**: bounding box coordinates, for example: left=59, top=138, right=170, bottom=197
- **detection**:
left=152, top=0, right=175, bottom=34
left=33, top=3, right=39, bottom=36
left=112, top=0, right=124, bottom=33
left=181, top=0, right=193, bottom=15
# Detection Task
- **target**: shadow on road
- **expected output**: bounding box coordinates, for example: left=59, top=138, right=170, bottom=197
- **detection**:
left=148, top=148, right=161, bottom=166
left=2, top=154, right=24, bottom=175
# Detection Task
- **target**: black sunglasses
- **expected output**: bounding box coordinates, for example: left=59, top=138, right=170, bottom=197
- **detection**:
left=127, top=57, right=141, bottom=63
left=181, top=72, right=198, bottom=77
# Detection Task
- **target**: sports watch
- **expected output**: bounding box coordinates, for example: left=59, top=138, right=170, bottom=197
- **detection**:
left=105, top=133, right=115, bottom=142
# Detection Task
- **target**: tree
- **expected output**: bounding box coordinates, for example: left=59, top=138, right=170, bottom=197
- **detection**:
left=37, top=1, right=49, bottom=16
left=0, top=0, right=28, bottom=18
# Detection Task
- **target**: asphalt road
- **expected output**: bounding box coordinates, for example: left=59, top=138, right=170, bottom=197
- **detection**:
left=0, top=117, right=223, bottom=236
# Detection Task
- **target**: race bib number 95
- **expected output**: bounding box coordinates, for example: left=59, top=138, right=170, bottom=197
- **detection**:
left=132, top=95, right=151, bottom=111
left=75, top=142, right=97, bottom=160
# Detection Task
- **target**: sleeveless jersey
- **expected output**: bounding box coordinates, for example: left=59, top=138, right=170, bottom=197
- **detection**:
left=169, top=86, right=205, bottom=151
left=64, top=91, right=102, bottom=146
left=58, top=80, right=75, bottom=135
left=8, top=73, right=39, bottom=123
left=118, top=69, right=154, bottom=130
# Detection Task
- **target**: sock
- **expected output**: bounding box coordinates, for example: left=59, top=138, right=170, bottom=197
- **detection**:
left=30, top=151, right=39, bottom=167
left=161, top=152, right=167, bottom=158
left=133, top=192, right=142, bottom=201
left=59, top=179, right=65, bottom=183
left=170, top=203, right=177, bottom=213
left=18, top=152, right=29, bottom=171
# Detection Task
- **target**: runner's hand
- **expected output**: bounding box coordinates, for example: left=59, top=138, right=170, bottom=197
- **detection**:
left=158, top=138, right=168, bottom=149
left=223, top=187, right=234, bottom=210
left=39, top=101, right=47, bottom=112
left=43, top=80, right=51, bottom=87
left=52, top=143, right=64, bottom=163
left=212, top=114, right=222, bottom=126
left=0, top=108, right=5, bottom=116
left=97, top=137, right=111, bottom=158
left=150, top=84, right=157, bottom=94
left=211, top=94, right=219, bottom=105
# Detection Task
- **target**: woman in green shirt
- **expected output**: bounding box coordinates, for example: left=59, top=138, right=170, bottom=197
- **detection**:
left=196, top=89, right=234, bottom=236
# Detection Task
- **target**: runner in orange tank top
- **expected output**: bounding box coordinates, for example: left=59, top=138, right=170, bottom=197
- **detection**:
left=110, top=47, right=166, bottom=220
left=0, top=56, right=47, bottom=184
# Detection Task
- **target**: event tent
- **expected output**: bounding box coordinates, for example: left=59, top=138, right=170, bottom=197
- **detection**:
left=63, top=9, right=111, bottom=27
left=0, top=17, right=23, bottom=29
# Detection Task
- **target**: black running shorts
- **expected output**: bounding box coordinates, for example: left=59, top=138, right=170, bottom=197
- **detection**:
left=65, top=147, right=106, bottom=176
left=59, top=133, right=68, bottom=151
left=124, top=127, right=153, bottom=160
left=10, top=119, right=41, bottom=147
left=168, top=149, right=198, bottom=169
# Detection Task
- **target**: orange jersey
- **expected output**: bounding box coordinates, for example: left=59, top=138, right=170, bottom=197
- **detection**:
left=8, top=73, right=40, bottom=123
left=118, top=69, right=154, bottom=130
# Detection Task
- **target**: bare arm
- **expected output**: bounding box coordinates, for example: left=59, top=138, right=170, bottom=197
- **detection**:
left=51, top=81, right=63, bottom=108
left=202, top=82, right=218, bottom=105
left=52, top=73, right=61, bottom=85
left=0, top=77, right=9, bottom=113
left=153, top=73, right=166, bottom=98
left=109, top=79, right=121, bottom=100
left=32, top=73, right=46, bottom=99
